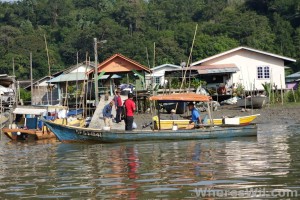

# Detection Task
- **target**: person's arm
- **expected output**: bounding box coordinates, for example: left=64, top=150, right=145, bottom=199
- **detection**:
left=198, top=115, right=202, bottom=124
left=132, top=101, right=136, bottom=113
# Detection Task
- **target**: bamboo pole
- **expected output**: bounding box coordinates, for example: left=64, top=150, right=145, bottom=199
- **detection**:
left=179, top=24, right=198, bottom=93
left=44, top=34, right=52, bottom=105
left=76, top=52, right=79, bottom=114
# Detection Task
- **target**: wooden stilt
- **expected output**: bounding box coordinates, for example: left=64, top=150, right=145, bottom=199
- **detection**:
left=158, top=103, right=161, bottom=130
left=206, top=102, right=213, bottom=126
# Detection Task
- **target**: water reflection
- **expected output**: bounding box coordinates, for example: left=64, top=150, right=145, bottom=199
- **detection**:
left=0, top=124, right=299, bottom=199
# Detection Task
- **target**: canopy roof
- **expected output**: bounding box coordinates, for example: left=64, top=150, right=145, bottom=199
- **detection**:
left=13, top=108, right=46, bottom=115
left=149, top=93, right=211, bottom=102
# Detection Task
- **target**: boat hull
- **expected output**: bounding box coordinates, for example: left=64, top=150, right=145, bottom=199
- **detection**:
left=153, top=114, right=259, bottom=130
left=42, top=119, right=257, bottom=143
left=237, top=96, right=268, bottom=109
left=2, top=118, right=84, bottom=141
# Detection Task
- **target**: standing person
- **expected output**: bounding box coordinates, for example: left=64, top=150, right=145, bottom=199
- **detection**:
left=113, top=90, right=123, bottom=123
left=124, top=93, right=136, bottom=131
left=103, top=101, right=114, bottom=129
left=186, top=102, right=202, bottom=129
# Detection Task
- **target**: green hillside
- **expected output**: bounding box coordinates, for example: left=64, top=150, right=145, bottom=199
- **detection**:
left=0, top=0, right=299, bottom=79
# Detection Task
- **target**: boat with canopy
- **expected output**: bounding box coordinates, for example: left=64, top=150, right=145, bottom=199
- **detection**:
left=41, top=93, right=258, bottom=143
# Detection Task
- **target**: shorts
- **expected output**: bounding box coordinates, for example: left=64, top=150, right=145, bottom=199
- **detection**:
left=104, top=117, right=113, bottom=128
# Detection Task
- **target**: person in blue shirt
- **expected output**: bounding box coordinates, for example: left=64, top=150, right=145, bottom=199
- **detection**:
left=187, top=102, right=202, bottom=129
left=102, top=101, right=114, bottom=128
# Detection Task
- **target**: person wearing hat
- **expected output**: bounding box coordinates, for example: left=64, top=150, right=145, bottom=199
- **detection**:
left=169, top=109, right=178, bottom=120
left=113, top=90, right=122, bottom=123
left=124, top=93, right=136, bottom=131
left=103, top=100, right=114, bottom=129
left=187, top=102, right=202, bottom=129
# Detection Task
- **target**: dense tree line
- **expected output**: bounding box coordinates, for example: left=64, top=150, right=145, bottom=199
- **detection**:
left=0, top=0, right=299, bottom=79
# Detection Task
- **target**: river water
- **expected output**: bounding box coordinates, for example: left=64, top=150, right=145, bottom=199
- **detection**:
left=0, top=123, right=300, bottom=199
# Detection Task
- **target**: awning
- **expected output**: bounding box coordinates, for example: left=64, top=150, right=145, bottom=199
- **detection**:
left=13, top=108, right=47, bottom=115
left=149, top=93, right=211, bottom=102
left=191, top=64, right=239, bottom=75
left=48, top=72, right=87, bottom=83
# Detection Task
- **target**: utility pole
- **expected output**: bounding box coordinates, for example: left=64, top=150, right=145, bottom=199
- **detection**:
left=94, top=38, right=99, bottom=105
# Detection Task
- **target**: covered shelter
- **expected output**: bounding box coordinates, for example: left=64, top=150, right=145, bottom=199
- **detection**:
left=24, top=76, right=57, bottom=105
left=286, top=71, right=300, bottom=90
left=190, top=64, right=239, bottom=89
left=47, top=62, right=94, bottom=106
left=87, top=53, right=151, bottom=97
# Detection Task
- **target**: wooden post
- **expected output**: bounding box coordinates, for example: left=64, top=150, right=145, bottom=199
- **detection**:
left=94, top=38, right=99, bottom=105
left=206, top=102, right=213, bottom=126
left=158, top=103, right=161, bottom=130
left=30, top=52, right=33, bottom=105
left=168, top=76, right=171, bottom=94
left=292, top=88, right=296, bottom=102
left=76, top=52, right=79, bottom=113
left=210, top=101, right=214, bottom=124
left=0, top=94, right=2, bottom=141
left=153, top=42, right=156, bottom=68
left=12, top=58, right=15, bottom=77
left=280, top=75, right=284, bottom=105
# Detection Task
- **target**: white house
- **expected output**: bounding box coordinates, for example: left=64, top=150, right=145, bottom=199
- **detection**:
left=145, top=64, right=181, bottom=87
left=191, top=46, right=296, bottom=90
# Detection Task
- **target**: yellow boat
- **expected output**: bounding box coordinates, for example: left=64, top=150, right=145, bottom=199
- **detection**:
left=152, top=114, right=260, bottom=130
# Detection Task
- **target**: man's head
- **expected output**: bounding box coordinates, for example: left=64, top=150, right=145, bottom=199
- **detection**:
left=109, top=101, right=114, bottom=106
left=187, top=102, right=194, bottom=111
left=171, top=109, right=176, bottom=114
left=128, top=92, right=134, bottom=99
left=116, top=90, right=120, bottom=95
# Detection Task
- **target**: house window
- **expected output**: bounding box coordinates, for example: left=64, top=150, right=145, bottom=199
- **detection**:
left=264, top=66, right=270, bottom=78
left=257, top=66, right=270, bottom=79
left=154, top=77, right=160, bottom=84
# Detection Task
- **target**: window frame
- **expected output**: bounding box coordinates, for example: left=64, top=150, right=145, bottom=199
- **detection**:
left=257, top=66, right=270, bottom=79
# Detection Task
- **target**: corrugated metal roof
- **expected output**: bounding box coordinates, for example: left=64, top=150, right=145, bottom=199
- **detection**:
left=191, top=46, right=296, bottom=66
left=190, top=64, right=239, bottom=75
left=48, top=72, right=87, bottom=83
left=198, top=67, right=239, bottom=74
left=286, top=71, right=300, bottom=79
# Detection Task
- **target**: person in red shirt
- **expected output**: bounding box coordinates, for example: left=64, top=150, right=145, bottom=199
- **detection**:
left=113, top=90, right=123, bottom=123
left=124, top=93, right=136, bottom=131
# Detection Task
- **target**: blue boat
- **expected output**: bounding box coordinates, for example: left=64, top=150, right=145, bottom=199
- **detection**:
left=41, top=119, right=256, bottom=143
left=42, top=93, right=258, bottom=143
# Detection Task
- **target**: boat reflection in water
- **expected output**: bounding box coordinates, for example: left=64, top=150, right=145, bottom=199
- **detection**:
left=0, top=123, right=299, bottom=199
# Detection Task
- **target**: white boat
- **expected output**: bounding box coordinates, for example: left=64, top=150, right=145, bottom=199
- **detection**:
left=237, top=96, right=268, bottom=109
